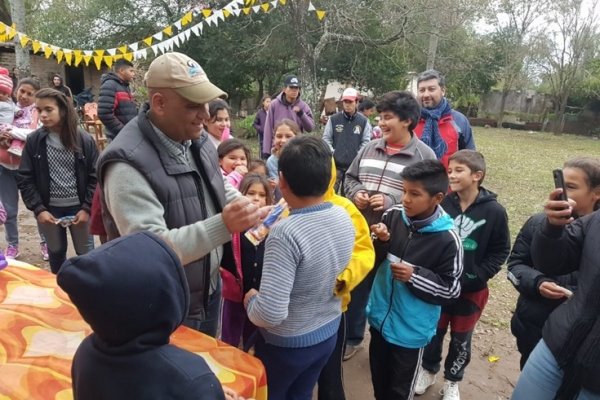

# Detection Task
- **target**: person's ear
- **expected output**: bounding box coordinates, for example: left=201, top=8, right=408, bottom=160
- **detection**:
left=472, top=170, right=484, bottom=183
left=278, top=171, right=288, bottom=191
left=149, top=91, right=166, bottom=116
left=591, top=186, right=600, bottom=208
left=433, top=192, right=445, bottom=205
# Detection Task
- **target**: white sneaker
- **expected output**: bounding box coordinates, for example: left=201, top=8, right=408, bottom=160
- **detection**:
left=440, top=380, right=460, bottom=400
left=414, top=367, right=436, bottom=395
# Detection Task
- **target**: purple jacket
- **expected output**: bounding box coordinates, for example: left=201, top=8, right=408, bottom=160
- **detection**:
left=262, top=92, right=315, bottom=155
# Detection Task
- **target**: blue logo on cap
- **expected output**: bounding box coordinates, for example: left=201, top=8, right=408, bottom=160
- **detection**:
left=187, top=60, right=204, bottom=78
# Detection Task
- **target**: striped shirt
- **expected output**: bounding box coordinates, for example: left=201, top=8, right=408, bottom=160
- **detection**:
left=246, top=202, right=354, bottom=348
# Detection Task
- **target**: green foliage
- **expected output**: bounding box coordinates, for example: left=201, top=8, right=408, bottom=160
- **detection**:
left=233, top=114, right=256, bottom=139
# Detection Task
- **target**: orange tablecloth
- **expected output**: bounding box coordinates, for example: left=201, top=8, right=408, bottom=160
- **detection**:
left=0, top=260, right=267, bottom=400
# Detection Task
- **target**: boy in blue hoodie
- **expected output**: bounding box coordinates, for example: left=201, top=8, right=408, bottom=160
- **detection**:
left=57, top=231, right=228, bottom=400
left=368, top=159, right=463, bottom=400
left=415, top=150, right=510, bottom=400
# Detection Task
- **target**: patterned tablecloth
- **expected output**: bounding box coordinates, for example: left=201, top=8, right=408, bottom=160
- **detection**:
left=0, top=260, right=267, bottom=400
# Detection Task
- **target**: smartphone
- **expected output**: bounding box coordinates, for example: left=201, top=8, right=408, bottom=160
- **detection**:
left=552, top=169, right=568, bottom=201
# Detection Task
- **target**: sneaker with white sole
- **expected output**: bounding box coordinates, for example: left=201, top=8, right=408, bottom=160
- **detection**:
left=343, top=344, right=362, bottom=361
left=414, top=367, right=436, bottom=395
left=440, top=380, right=460, bottom=400
left=5, top=245, right=19, bottom=259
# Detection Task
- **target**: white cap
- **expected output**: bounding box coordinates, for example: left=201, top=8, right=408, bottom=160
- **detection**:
left=341, top=88, right=359, bottom=101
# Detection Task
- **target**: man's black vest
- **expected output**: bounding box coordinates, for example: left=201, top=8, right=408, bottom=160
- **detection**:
left=330, top=111, right=368, bottom=170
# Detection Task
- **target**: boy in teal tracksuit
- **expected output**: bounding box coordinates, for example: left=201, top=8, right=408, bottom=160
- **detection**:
left=367, top=160, right=463, bottom=400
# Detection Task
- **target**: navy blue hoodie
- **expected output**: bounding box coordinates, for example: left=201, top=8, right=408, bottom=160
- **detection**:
left=57, top=231, right=225, bottom=400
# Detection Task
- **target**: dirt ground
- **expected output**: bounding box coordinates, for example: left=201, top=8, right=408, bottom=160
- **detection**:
left=1, top=200, right=522, bottom=400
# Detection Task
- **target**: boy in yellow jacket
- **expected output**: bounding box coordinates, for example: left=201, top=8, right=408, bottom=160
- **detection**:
left=317, top=159, right=375, bottom=400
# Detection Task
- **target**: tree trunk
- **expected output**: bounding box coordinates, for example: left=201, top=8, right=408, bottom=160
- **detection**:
left=552, top=99, right=562, bottom=135
left=497, top=89, right=509, bottom=127
left=426, top=28, right=439, bottom=70
left=8, top=0, right=30, bottom=78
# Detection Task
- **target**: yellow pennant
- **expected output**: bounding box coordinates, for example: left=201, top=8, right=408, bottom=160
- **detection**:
left=261, top=3, right=270, bottom=12
left=0, top=34, right=6, bottom=43
left=0, top=23, right=5, bottom=35
left=64, top=52, right=73, bottom=65
left=44, top=45, right=53, bottom=59
left=32, top=40, right=42, bottom=53
left=162, top=26, right=173, bottom=36
left=74, top=51, right=83, bottom=66
left=19, top=34, right=30, bottom=48
left=316, top=10, right=326, bottom=20
left=93, top=55, right=102, bottom=70
left=143, top=36, right=153, bottom=47
left=223, top=9, right=231, bottom=18
left=113, top=54, right=123, bottom=60
left=83, top=54, right=92, bottom=66
left=118, top=45, right=128, bottom=54
left=123, top=53, right=133, bottom=62
left=242, top=7, right=251, bottom=15
left=244, top=0, right=255, bottom=5
left=94, top=49, right=105, bottom=57
left=56, top=50, right=64, bottom=63
left=279, top=0, right=286, bottom=4
left=202, top=9, right=212, bottom=18
left=181, top=11, right=193, bottom=26
left=103, top=56, right=113, bottom=68
left=7, top=24, right=17, bottom=40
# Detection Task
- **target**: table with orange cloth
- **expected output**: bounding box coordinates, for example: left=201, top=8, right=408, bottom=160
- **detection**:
left=0, top=260, right=267, bottom=400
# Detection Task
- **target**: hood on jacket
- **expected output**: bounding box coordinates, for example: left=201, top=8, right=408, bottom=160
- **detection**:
left=57, top=231, right=189, bottom=350
left=101, top=71, right=127, bottom=86
left=446, top=187, right=497, bottom=209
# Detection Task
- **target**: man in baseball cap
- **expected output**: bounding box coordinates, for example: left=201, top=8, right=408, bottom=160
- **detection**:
left=97, top=52, right=262, bottom=337
left=322, top=86, right=372, bottom=196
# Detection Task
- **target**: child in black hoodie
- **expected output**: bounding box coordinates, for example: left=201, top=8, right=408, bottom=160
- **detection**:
left=415, top=150, right=510, bottom=400
left=57, top=231, right=228, bottom=400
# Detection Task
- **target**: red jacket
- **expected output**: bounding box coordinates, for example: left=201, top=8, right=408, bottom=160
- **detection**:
left=414, top=109, right=475, bottom=167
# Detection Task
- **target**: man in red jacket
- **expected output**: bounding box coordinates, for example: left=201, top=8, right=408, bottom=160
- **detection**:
left=414, top=70, right=475, bottom=167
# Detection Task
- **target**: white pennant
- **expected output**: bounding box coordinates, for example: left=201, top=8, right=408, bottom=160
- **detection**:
left=174, top=20, right=182, bottom=30
left=184, top=30, right=191, bottom=40
left=151, top=44, right=159, bottom=56
left=83, top=50, right=93, bottom=56
left=233, top=8, right=241, bottom=16
left=252, top=5, right=260, bottom=13
left=129, top=42, right=139, bottom=52
left=178, top=32, right=186, bottom=42
left=215, top=10, right=225, bottom=21
left=191, top=24, right=200, bottom=36
left=157, top=41, right=166, bottom=54
left=167, top=38, right=175, bottom=52
left=153, top=32, right=164, bottom=41
left=205, top=15, right=215, bottom=26
left=107, top=48, right=117, bottom=56
left=236, top=0, right=244, bottom=5
left=173, top=35, right=180, bottom=48
left=271, top=0, right=278, bottom=8
left=308, top=2, right=316, bottom=11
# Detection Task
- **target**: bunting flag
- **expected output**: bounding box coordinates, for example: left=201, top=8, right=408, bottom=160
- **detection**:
left=0, top=0, right=327, bottom=69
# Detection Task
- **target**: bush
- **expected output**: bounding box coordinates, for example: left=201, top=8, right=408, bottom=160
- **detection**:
left=233, top=114, right=256, bottom=138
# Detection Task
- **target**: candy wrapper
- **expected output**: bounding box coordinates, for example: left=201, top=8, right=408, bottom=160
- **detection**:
left=55, top=215, right=76, bottom=228
left=245, top=199, right=288, bottom=246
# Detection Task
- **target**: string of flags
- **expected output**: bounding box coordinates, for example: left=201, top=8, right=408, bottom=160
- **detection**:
left=0, top=0, right=327, bottom=70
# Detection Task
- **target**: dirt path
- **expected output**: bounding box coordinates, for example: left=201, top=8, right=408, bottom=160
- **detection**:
left=2, top=200, right=522, bottom=400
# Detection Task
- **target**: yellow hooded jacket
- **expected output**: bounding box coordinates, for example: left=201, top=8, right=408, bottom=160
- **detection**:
left=325, top=159, right=375, bottom=311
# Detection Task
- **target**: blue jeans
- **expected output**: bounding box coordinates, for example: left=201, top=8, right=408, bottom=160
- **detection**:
left=37, top=205, right=91, bottom=273
left=0, top=166, right=20, bottom=246
left=183, top=278, right=222, bottom=338
left=512, top=340, right=600, bottom=400
left=0, top=166, right=46, bottom=247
